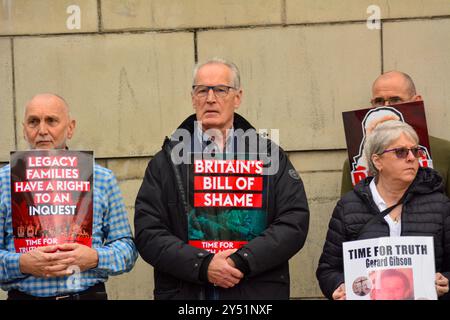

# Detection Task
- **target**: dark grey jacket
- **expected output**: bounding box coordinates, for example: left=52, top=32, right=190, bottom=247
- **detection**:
left=134, top=114, right=310, bottom=299
left=317, top=167, right=450, bottom=300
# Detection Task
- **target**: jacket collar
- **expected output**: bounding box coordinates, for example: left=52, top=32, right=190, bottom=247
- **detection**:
left=175, top=113, right=254, bottom=134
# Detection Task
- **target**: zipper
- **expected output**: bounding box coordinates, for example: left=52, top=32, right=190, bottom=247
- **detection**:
left=162, top=137, right=189, bottom=238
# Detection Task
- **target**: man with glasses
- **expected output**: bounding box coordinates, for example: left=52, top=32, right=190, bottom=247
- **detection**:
left=341, top=71, right=450, bottom=196
left=134, top=58, right=310, bottom=299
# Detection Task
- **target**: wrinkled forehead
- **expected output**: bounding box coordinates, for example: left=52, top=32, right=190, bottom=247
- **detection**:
left=24, top=95, right=70, bottom=119
left=195, top=63, right=233, bottom=85
left=372, top=76, right=410, bottom=97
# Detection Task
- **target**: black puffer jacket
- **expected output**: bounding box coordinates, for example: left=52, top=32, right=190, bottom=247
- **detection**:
left=316, top=167, right=450, bottom=299
left=134, top=113, right=309, bottom=299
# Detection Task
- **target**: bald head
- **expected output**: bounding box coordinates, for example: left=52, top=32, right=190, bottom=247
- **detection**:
left=25, top=93, right=70, bottom=115
left=23, top=93, right=76, bottom=149
left=373, top=71, right=416, bottom=96
left=371, top=71, right=422, bottom=107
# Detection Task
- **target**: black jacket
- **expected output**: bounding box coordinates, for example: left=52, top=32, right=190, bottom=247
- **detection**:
left=134, top=113, right=309, bottom=299
left=316, top=167, right=450, bottom=299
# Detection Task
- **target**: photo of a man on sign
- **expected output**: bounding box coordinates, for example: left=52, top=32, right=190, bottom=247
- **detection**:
left=369, top=268, right=414, bottom=300
left=342, top=102, right=433, bottom=186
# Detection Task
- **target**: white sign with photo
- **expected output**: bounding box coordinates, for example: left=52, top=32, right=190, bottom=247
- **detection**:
left=343, top=236, right=436, bottom=300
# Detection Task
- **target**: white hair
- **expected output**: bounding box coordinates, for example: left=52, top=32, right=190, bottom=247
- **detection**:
left=364, top=120, right=419, bottom=175
left=192, top=57, right=241, bottom=89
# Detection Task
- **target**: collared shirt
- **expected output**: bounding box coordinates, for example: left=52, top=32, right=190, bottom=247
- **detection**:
left=196, top=124, right=249, bottom=300
left=369, top=179, right=401, bottom=237
left=0, top=164, right=138, bottom=297
left=195, top=123, right=235, bottom=153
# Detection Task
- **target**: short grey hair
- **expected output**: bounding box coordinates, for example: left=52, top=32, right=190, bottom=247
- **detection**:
left=364, top=120, right=419, bottom=176
left=192, top=57, right=241, bottom=89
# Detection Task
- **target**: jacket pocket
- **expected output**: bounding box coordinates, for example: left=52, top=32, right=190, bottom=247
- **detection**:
left=154, top=287, right=181, bottom=300
left=154, top=271, right=182, bottom=300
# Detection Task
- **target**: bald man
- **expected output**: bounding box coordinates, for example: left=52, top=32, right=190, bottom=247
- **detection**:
left=22, top=94, right=75, bottom=150
left=0, top=94, right=137, bottom=300
left=341, top=71, right=450, bottom=196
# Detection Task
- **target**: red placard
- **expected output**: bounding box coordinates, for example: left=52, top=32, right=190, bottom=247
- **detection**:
left=189, top=158, right=268, bottom=253
left=188, top=240, right=248, bottom=254
left=194, top=176, right=263, bottom=191
left=194, top=192, right=263, bottom=207
left=194, top=159, right=264, bottom=174
left=11, top=150, right=94, bottom=253
left=342, top=101, right=432, bottom=186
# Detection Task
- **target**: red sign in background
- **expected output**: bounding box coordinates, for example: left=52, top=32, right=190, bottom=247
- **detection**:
left=342, top=101, right=432, bottom=186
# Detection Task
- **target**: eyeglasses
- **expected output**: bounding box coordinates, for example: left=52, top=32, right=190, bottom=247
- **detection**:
left=379, top=147, right=423, bottom=159
left=370, top=95, right=416, bottom=107
left=192, top=85, right=236, bottom=98
left=371, top=96, right=406, bottom=107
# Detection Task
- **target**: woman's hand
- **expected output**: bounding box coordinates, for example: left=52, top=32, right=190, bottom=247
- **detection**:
left=332, top=283, right=346, bottom=300
left=435, top=272, right=449, bottom=297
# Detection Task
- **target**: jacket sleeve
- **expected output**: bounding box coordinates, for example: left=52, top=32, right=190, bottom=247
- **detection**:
left=341, top=158, right=353, bottom=196
left=134, top=157, right=211, bottom=285
left=316, top=200, right=346, bottom=299
left=0, top=168, right=27, bottom=284
left=440, top=199, right=450, bottom=300
left=230, top=149, right=309, bottom=277
left=446, top=166, right=450, bottom=198
left=0, top=202, right=27, bottom=284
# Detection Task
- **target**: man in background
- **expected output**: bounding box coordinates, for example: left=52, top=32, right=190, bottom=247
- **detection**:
left=341, top=71, right=450, bottom=196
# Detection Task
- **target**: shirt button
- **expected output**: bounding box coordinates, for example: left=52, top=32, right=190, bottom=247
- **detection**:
left=197, top=253, right=204, bottom=257
left=243, top=253, right=248, bottom=257
left=194, top=263, right=199, bottom=268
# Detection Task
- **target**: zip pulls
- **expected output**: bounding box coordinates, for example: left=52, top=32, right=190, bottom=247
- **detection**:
left=163, top=137, right=190, bottom=218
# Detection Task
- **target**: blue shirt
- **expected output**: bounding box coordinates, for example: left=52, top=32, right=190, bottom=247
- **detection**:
left=0, top=164, right=138, bottom=297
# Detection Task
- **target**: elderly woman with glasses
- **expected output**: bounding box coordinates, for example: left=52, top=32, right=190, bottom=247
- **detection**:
left=316, top=120, right=450, bottom=300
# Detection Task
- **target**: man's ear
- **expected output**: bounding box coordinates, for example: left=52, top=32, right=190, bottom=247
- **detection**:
left=67, top=119, right=76, bottom=140
left=234, top=89, right=243, bottom=111
left=414, top=94, right=423, bottom=102
left=192, top=93, right=196, bottom=110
